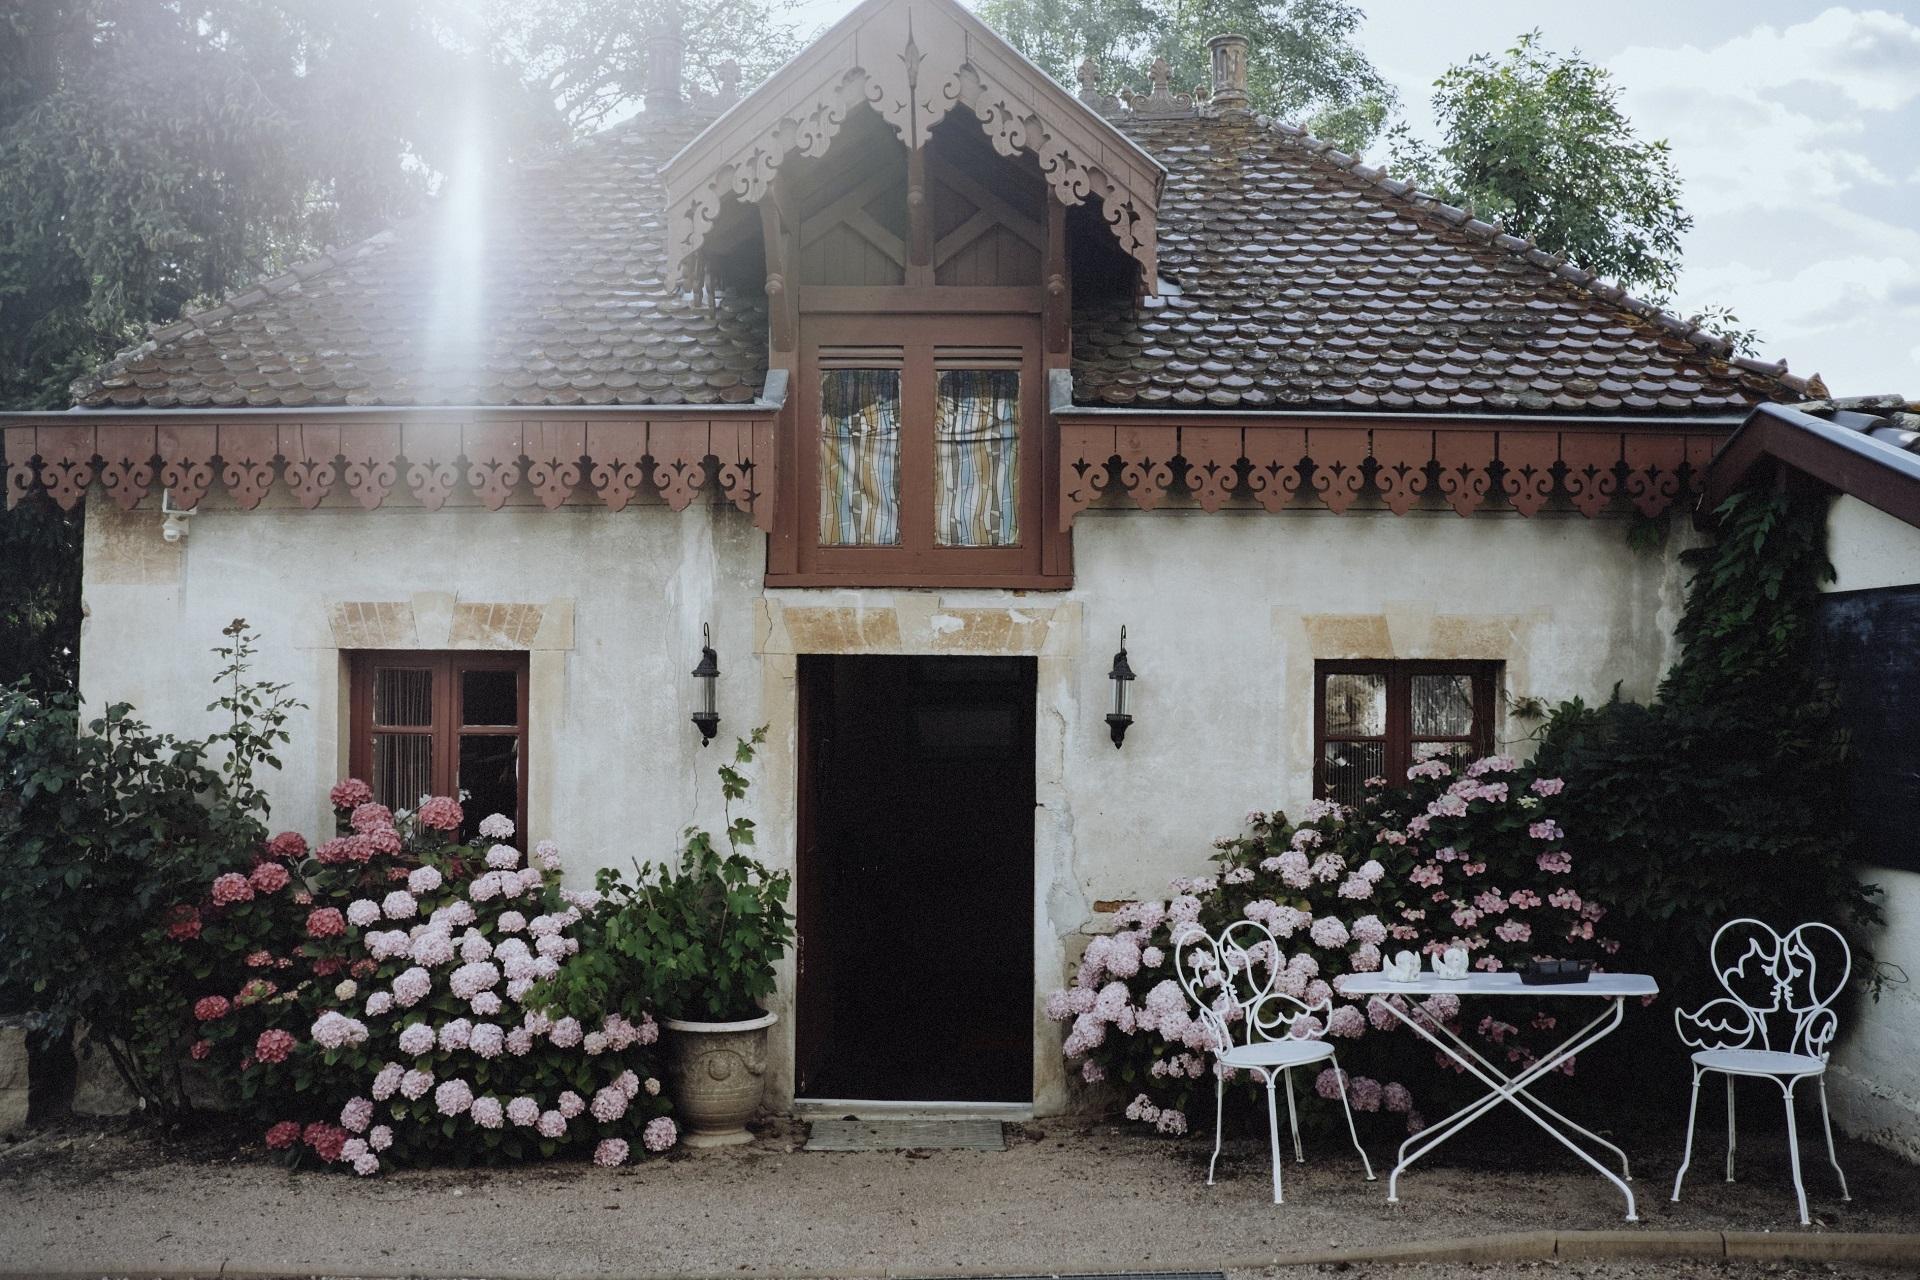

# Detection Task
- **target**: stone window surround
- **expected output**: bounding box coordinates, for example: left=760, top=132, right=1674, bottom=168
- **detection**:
left=317, top=593, right=574, bottom=846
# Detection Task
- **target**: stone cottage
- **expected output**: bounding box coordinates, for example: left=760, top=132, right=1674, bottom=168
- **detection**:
left=8, top=0, right=1891, bottom=1130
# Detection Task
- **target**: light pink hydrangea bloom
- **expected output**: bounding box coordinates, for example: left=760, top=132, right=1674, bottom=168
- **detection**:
left=438, top=1018, right=474, bottom=1052
left=558, top=1090, right=586, bottom=1118
left=340, top=1097, right=374, bottom=1133
left=434, top=1079, right=474, bottom=1116
left=311, top=1011, right=368, bottom=1050
left=486, top=843, right=519, bottom=870
left=496, top=911, right=527, bottom=933
left=549, top=1017, right=583, bottom=1048
left=381, top=889, right=418, bottom=920
left=470, top=1095, right=505, bottom=1129
left=591, top=1086, right=628, bottom=1123
left=347, top=899, right=382, bottom=928
left=368, top=1124, right=393, bottom=1151
left=537, top=1110, right=567, bottom=1138
left=371, top=1063, right=404, bottom=1100
left=506, top=1096, right=539, bottom=1126
left=399, top=1068, right=434, bottom=1100
left=397, top=1023, right=435, bottom=1056
left=407, top=865, right=443, bottom=895
left=479, top=813, right=515, bottom=840
left=643, top=1116, right=677, bottom=1152
left=353, top=1153, right=380, bottom=1176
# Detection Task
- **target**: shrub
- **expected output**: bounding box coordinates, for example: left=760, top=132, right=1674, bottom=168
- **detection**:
left=569, top=729, right=793, bottom=1024
left=1047, top=756, right=1613, bottom=1136
left=175, top=786, right=675, bottom=1172
left=1532, top=484, right=1882, bottom=1071
left=0, top=620, right=294, bottom=1115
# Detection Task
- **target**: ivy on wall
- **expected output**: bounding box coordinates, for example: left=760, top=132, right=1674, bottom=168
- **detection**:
left=1530, top=479, right=1881, bottom=1022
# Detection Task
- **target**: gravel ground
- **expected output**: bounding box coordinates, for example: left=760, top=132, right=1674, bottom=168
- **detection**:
left=2, top=1113, right=1916, bottom=1279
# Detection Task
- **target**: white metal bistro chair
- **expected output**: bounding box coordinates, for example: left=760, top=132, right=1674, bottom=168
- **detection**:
left=1175, top=919, right=1375, bottom=1204
left=1671, top=917, right=1852, bottom=1225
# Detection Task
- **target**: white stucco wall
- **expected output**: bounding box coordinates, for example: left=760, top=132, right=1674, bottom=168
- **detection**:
left=1820, top=493, right=1920, bottom=1159
left=80, top=494, right=1692, bottom=1114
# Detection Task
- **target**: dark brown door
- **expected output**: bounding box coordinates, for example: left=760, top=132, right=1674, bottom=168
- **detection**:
left=795, top=654, right=1036, bottom=1101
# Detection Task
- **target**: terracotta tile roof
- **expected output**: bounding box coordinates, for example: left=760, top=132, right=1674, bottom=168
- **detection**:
left=1074, top=113, right=1805, bottom=414
left=71, top=107, right=1803, bottom=415
left=72, top=109, right=770, bottom=409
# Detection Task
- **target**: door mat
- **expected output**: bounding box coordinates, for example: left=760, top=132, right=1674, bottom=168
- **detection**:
left=803, top=1117, right=1007, bottom=1151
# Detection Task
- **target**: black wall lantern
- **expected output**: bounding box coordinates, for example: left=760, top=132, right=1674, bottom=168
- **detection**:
left=1106, top=625, right=1135, bottom=749
left=691, top=623, right=720, bottom=746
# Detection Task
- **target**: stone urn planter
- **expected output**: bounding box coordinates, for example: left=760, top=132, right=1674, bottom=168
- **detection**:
left=661, top=1011, right=776, bottom=1147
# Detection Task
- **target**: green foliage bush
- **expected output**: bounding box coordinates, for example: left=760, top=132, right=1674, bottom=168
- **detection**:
left=565, top=728, right=793, bottom=1024
left=0, top=620, right=295, bottom=1114
left=1535, top=483, right=1881, bottom=1061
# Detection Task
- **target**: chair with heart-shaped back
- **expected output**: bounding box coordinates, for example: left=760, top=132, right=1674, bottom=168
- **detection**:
left=1174, top=918, right=1375, bottom=1204
left=1671, top=918, right=1852, bottom=1224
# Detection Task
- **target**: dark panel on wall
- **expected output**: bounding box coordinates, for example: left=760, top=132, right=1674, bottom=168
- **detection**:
left=1815, top=585, right=1920, bottom=871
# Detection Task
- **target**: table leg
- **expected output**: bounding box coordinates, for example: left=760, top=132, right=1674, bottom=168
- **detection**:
left=1381, top=996, right=1638, bottom=1221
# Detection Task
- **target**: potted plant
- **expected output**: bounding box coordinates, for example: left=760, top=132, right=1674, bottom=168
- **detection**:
left=590, top=729, right=792, bottom=1146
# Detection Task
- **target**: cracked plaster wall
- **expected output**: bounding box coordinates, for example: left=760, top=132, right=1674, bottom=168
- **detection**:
left=79, top=497, right=1689, bottom=1115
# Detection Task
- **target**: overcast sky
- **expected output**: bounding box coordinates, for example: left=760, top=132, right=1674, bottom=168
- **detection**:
left=784, top=1, right=1920, bottom=395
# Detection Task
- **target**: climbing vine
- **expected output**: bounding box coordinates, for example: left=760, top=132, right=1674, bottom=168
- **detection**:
left=1530, top=479, right=1880, bottom=1057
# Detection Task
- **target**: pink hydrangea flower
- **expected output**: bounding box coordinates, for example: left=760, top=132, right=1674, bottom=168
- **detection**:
left=469, top=1023, right=505, bottom=1059
left=210, top=872, right=254, bottom=906
left=306, top=907, right=346, bottom=939
left=550, top=1017, right=583, bottom=1048
left=471, top=1096, right=505, bottom=1129
left=471, top=990, right=503, bottom=1017
left=352, top=1153, right=380, bottom=1177
left=1528, top=819, right=1565, bottom=841
left=643, top=1116, right=677, bottom=1152
left=346, top=899, right=381, bottom=928
left=398, top=1023, right=435, bottom=1056
left=1348, top=1076, right=1384, bottom=1111
left=311, top=1012, right=367, bottom=1050
left=534, top=840, right=562, bottom=871
left=193, top=995, right=230, bottom=1022
left=410, top=930, right=456, bottom=968
left=558, top=1090, right=586, bottom=1119
left=248, top=862, right=290, bottom=894
left=536, top=1110, right=568, bottom=1139
left=365, top=828, right=403, bottom=855
left=1309, top=916, right=1349, bottom=949
left=371, top=1063, right=404, bottom=1100
left=434, top=1078, right=474, bottom=1116
left=1383, top=1082, right=1413, bottom=1113
left=590, top=1086, right=628, bottom=1123
left=330, top=778, right=374, bottom=810
left=416, top=795, right=463, bottom=831
left=479, top=813, right=515, bottom=840
left=407, top=865, right=443, bottom=895
left=365, top=991, right=394, bottom=1017
left=438, top=1018, right=474, bottom=1052
left=399, top=1068, right=434, bottom=1100
left=1530, top=776, right=1565, bottom=796
left=506, top=1028, right=535, bottom=1055
left=392, top=967, right=432, bottom=1007
left=595, top=1138, right=630, bottom=1167
left=506, top=1096, right=539, bottom=1126
left=254, top=1028, right=295, bottom=1064
left=341, top=1097, right=374, bottom=1133
left=1495, top=920, right=1532, bottom=943
left=367, top=1124, right=393, bottom=1151
left=381, top=889, right=418, bottom=920
left=486, top=843, right=520, bottom=870
left=1538, top=851, right=1573, bottom=874
left=1327, top=1005, right=1366, bottom=1038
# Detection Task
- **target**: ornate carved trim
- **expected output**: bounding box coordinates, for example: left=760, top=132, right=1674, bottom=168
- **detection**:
left=1052, top=421, right=1721, bottom=523
left=659, top=0, right=1163, bottom=288
left=3, top=413, right=776, bottom=526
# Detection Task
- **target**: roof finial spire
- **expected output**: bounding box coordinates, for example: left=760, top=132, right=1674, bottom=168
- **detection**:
left=1207, top=33, right=1251, bottom=115
left=646, top=3, right=685, bottom=113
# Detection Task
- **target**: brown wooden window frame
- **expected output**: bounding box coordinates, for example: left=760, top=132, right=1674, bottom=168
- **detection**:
left=1313, top=660, right=1501, bottom=801
left=767, top=306, right=1072, bottom=589
left=347, top=651, right=529, bottom=842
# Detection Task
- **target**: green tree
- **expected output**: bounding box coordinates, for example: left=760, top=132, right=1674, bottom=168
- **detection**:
left=490, top=0, right=804, bottom=132
left=980, top=0, right=1395, bottom=152
left=1386, top=31, right=1689, bottom=300
left=0, top=1, right=560, bottom=687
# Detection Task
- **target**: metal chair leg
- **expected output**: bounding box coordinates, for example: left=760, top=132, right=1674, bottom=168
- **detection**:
left=1207, top=1070, right=1224, bottom=1187
left=1817, top=1078, right=1850, bottom=1201
left=1672, top=1066, right=1703, bottom=1202
left=1330, top=1055, right=1376, bottom=1180
left=1283, top=1067, right=1304, bottom=1163
left=1263, top=1075, right=1284, bottom=1205
left=1783, top=1080, right=1810, bottom=1226
left=1726, top=1074, right=1737, bottom=1182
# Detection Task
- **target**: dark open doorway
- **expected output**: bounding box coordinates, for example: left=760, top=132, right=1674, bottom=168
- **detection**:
left=796, top=655, right=1036, bottom=1103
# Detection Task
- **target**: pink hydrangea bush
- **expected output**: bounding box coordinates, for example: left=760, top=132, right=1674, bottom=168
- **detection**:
left=175, top=782, right=675, bottom=1171
left=1046, top=755, right=1615, bottom=1136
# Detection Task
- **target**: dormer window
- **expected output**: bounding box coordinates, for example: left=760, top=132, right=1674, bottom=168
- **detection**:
left=792, top=317, right=1052, bottom=585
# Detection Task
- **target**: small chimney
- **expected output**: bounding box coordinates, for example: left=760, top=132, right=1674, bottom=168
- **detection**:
left=1207, top=33, right=1250, bottom=114
left=646, top=9, right=685, bottom=113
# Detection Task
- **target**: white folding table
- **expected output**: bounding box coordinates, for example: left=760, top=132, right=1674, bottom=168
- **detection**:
left=1341, top=970, right=1658, bottom=1221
